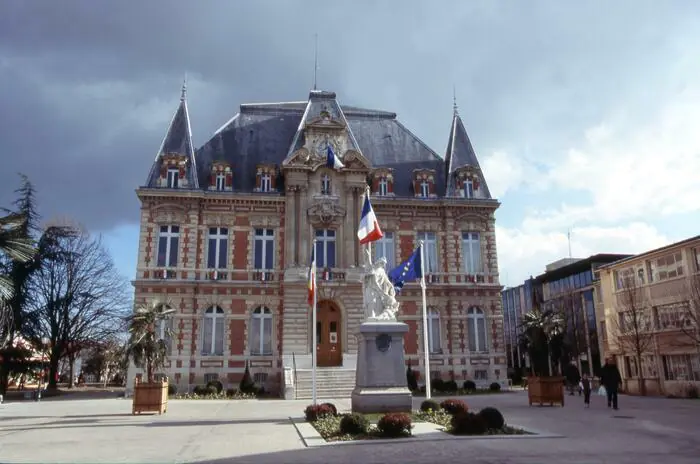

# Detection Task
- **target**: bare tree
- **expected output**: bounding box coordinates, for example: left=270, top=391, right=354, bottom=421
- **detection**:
left=610, top=275, right=654, bottom=396
left=27, top=224, right=131, bottom=389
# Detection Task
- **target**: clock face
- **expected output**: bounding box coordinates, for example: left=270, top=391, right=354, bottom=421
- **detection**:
left=315, top=136, right=339, bottom=156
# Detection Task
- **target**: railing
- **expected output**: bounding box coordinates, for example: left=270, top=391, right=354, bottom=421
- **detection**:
left=292, top=352, right=298, bottom=400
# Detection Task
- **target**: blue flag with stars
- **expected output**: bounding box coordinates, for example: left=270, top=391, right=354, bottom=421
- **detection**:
left=388, top=245, right=423, bottom=292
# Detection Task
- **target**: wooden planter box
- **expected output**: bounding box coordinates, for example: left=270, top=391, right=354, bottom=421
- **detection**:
left=132, top=377, right=168, bottom=415
left=527, top=376, right=565, bottom=407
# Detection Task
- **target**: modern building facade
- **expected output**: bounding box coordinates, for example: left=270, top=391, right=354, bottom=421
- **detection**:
left=599, top=236, right=700, bottom=396
left=501, top=278, right=535, bottom=376
left=126, top=86, right=507, bottom=397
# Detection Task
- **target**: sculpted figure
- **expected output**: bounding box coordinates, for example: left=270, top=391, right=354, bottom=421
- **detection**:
left=362, top=248, right=400, bottom=321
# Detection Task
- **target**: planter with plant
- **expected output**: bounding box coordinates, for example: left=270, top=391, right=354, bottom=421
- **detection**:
left=127, top=301, right=174, bottom=415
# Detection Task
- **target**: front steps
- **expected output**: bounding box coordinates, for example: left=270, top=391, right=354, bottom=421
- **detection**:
left=294, top=368, right=356, bottom=400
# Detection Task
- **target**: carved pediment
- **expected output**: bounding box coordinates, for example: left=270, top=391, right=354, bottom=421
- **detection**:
left=342, top=150, right=371, bottom=170
left=307, top=199, right=346, bottom=225
left=250, top=214, right=282, bottom=228
left=152, top=203, right=187, bottom=224
left=283, top=148, right=317, bottom=167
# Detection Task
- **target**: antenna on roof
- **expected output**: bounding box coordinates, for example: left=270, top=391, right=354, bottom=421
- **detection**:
left=453, top=85, right=458, bottom=115
left=181, top=73, right=187, bottom=101
left=313, top=33, right=319, bottom=91
left=567, top=228, right=572, bottom=258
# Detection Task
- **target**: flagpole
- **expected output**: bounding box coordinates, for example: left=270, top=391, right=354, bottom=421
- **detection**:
left=419, top=240, right=431, bottom=399
left=312, top=238, right=318, bottom=405
left=365, top=186, right=372, bottom=263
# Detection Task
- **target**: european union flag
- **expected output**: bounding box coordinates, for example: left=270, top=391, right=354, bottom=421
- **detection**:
left=388, top=245, right=423, bottom=292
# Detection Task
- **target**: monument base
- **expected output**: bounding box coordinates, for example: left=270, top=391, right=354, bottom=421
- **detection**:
left=351, top=321, right=413, bottom=414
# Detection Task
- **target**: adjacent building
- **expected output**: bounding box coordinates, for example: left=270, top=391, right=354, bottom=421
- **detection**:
left=127, top=86, right=507, bottom=398
left=598, top=236, right=700, bottom=396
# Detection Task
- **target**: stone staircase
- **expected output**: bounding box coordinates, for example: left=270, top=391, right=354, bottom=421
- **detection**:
left=294, top=368, right=356, bottom=400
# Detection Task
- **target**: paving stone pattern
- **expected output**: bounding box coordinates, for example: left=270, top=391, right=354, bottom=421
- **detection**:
left=0, top=391, right=699, bottom=463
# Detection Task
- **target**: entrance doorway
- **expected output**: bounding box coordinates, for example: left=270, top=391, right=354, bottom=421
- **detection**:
left=316, top=300, right=342, bottom=367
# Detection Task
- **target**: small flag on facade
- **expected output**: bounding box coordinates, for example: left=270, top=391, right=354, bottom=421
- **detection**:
left=326, top=144, right=345, bottom=170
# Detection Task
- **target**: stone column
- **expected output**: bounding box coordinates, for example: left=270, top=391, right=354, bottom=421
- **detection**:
left=299, top=186, right=309, bottom=265
left=285, top=186, right=297, bottom=267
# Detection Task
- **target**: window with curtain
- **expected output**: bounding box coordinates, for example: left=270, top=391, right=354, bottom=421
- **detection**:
left=250, top=306, right=273, bottom=355
left=417, top=231, right=438, bottom=273
left=202, top=306, right=224, bottom=356
left=427, top=308, right=441, bottom=353
left=467, top=306, right=487, bottom=352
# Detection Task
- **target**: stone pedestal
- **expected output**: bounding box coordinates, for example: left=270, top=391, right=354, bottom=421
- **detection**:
left=351, top=321, right=412, bottom=413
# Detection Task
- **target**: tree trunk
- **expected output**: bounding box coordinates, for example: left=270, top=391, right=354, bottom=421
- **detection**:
left=68, top=353, right=76, bottom=388
left=47, top=350, right=60, bottom=390
left=546, top=343, right=553, bottom=376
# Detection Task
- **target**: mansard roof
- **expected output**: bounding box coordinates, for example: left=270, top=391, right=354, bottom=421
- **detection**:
left=444, top=109, right=491, bottom=198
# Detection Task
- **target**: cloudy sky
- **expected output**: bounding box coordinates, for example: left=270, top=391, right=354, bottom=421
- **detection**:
left=1, top=0, right=699, bottom=287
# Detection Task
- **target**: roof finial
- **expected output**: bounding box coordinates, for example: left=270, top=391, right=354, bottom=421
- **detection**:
left=313, top=33, right=319, bottom=91
left=453, top=85, right=458, bottom=115
left=181, top=73, right=187, bottom=101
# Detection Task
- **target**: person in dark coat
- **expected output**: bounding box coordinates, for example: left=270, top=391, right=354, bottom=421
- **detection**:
left=581, top=373, right=592, bottom=408
left=600, top=358, right=622, bottom=410
left=565, top=363, right=581, bottom=396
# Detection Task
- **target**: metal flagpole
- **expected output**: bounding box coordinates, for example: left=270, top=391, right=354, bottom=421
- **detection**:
left=419, top=240, right=432, bottom=399
left=312, top=238, right=318, bottom=405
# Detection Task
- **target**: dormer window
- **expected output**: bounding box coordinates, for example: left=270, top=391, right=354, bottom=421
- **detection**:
left=209, top=162, right=232, bottom=191
left=321, top=174, right=331, bottom=195
left=371, top=169, right=394, bottom=197
left=412, top=169, right=436, bottom=198
left=167, top=168, right=179, bottom=188
left=462, top=179, right=474, bottom=198
left=378, top=178, right=388, bottom=196
left=215, top=173, right=226, bottom=191
left=260, top=173, right=271, bottom=192
left=255, top=164, right=278, bottom=193
left=420, top=180, right=430, bottom=198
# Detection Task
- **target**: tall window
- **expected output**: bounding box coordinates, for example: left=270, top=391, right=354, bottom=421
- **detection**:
left=462, top=179, right=474, bottom=198
left=155, top=310, right=173, bottom=355
left=157, top=225, right=179, bottom=267
left=202, top=306, right=224, bottom=356
left=694, top=248, right=700, bottom=272
left=321, top=174, right=331, bottom=195
left=373, top=232, right=395, bottom=269
left=417, top=231, right=438, bottom=273
left=260, top=173, right=271, bottom=192
left=315, top=229, right=336, bottom=268
left=254, top=229, right=275, bottom=270
left=467, top=307, right=487, bottom=352
left=250, top=306, right=272, bottom=355
left=420, top=180, right=430, bottom=197
left=215, top=173, right=226, bottom=191
left=167, top=168, right=179, bottom=188
left=428, top=308, right=441, bottom=353
left=207, top=227, right=228, bottom=269
left=462, top=232, right=482, bottom=274
left=378, top=178, right=388, bottom=196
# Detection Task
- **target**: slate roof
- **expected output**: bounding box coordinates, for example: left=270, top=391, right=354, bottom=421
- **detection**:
left=444, top=109, right=491, bottom=198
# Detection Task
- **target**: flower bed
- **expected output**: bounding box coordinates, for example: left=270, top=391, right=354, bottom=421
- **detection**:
left=172, top=390, right=257, bottom=400
left=415, top=400, right=531, bottom=436
left=305, top=404, right=412, bottom=442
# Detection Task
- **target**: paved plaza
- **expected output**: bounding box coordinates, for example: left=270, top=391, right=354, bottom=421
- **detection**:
left=1, top=391, right=699, bottom=463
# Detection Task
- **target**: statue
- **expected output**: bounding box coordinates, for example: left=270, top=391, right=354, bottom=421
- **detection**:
left=362, top=248, right=400, bottom=321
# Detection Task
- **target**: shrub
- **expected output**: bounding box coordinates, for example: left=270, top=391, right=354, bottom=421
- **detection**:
left=440, top=398, right=468, bottom=415
left=304, top=404, right=334, bottom=422
left=443, top=380, right=458, bottom=392
left=321, top=402, right=338, bottom=416
left=420, top=399, right=441, bottom=412
left=478, top=407, right=505, bottom=430
left=406, top=366, right=419, bottom=391
left=339, top=413, right=369, bottom=435
left=239, top=361, right=256, bottom=394
left=225, top=388, right=236, bottom=397
left=489, top=382, right=501, bottom=392
left=376, top=413, right=412, bottom=438
left=205, top=384, right=219, bottom=395
left=192, top=385, right=207, bottom=396
left=451, top=412, right=487, bottom=435
left=686, top=383, right=699, bottom=399
left=206, top=380, right=223, bottom=394
left=463, top=380, right=477, bottom=391
left=167, top=384, right=177, bottom=396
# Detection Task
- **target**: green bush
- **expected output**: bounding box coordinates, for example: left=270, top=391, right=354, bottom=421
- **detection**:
left=239, top=361, right=256, bottom=394
left=206, top=380, right=223, bottom=394
left=205, top=384, right=218, bottom=395
left=321, top=402, right=338, bottom=416
left=192, top=385, right=207, bottom=395
left=304, top=404, right=334, bottom=422
left=376, top=413, right=412, bottom=438
left=420, top=399, right=441, bottom=412
left=167, top=384, right=177, bottom=396
left=478, top=407, right=505, bottom=429
left=339, top=413, right=369, bottom=435
left=489, top=382, right=501, bottom=392
left=440, top=398, right=468, bottom=415
left=687, top=384, right=699, bottom=399
left=406, top=366, right=419, bottom=391
left=225, top=388, right=236, bottom=397
left=431, top=378, right=445, bottom=392
left=463, top=380, right=477, bottom=391
left=443, top=380, right=458, bottom=392
left=451, top=412, right=487, bottom=435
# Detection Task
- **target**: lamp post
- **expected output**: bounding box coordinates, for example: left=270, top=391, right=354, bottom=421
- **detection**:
left=36, top=337, right=50, bottom=401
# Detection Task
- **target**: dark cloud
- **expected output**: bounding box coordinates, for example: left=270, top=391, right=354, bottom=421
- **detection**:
left=0, top=0, right=696, bottom=230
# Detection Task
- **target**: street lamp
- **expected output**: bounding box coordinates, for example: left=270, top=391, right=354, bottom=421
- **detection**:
left=36, top=337, right=50, bottom=402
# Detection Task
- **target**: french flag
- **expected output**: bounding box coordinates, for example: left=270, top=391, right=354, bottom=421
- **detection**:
left=357, top=195, right=384, bottom=245
left=326, top=144, right=344, bottom=170
left=307, top=246, right=316, bottom=307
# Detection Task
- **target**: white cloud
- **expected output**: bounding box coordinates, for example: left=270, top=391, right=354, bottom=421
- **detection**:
left=481, top=150, right=539, bottom=198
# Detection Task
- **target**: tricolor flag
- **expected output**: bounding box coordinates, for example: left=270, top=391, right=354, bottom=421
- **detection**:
left=307, top=245, right=316, bottom=307
left=357, top=194, right=384, bottom=244
left=326, top=144, right=345, bottom=170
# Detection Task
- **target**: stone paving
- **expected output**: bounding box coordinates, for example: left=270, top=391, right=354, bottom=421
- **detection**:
left=0, top=391, right=699, bottom=463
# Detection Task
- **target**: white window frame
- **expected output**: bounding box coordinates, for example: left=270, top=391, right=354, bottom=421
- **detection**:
left=462, top=179, right=474, bottom=198
left=166, top=168, right=179, bottom=188
left=321, top=174, right=331, bottom=195
left=378, top=177, right=388, bottom=196
left=254, top=228, right=275, bottom=270
left=250, top=306, right=273, bottom=356
left=207, top=227, right=228, bottom=269
left=427, top=308, right=441, bottom=353
left=202, top=306, right=225, bottom=356
left=260, top=173, right=271, bottom=192
left=467, top=307, right=488, bottom=352
left=462, top=232, right=482, bottom=274
left=420, top=180, right=430, bottom=197
left=215, top=172, right=226, bottom=191
left=157, top=225, right=179, bottom=268
left=315, top=229, right=336, bottom=268
left=373, top=232, right=395, bottom=269
left=417, top=231, right=438, bottom=273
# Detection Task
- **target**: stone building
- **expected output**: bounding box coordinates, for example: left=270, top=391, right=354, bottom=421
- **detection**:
left=127, top=86, right=506, bottom=398
left=598, top=235, right=700, bottom=396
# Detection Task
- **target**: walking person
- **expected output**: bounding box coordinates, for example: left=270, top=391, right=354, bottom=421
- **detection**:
left=600, top=358, right=622, bottom=410
left=581, top=373, right=592, bottom=408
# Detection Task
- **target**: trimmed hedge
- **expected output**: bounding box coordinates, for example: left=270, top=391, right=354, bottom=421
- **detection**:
left=376, top=413, right=412, bottom=438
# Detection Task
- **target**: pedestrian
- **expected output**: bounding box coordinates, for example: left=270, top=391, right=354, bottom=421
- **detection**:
left=600, top=358, right=623, bottom=410
left=581, top=373, right=591, bottom=408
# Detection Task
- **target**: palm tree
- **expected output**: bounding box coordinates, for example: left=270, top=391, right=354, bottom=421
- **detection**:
left=521, top=308, right=564, bottom=376
left=0, top=212, right=35, bottom=301
left=126, top=301, right=174, bottom=383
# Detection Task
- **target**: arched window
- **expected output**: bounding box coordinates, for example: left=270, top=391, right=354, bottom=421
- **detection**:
left=321, top=174, right=331, bottom=195
left=202, top=306, right=224, bottom=356
left=250, top=306, right=273, bottom=355
left=467, top=307, right=488, bottom=352
left=427, top=308, right=441, bottom=353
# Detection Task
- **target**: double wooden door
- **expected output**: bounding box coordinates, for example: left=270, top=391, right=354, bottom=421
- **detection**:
left=316, top=301, right=342, bottom=367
